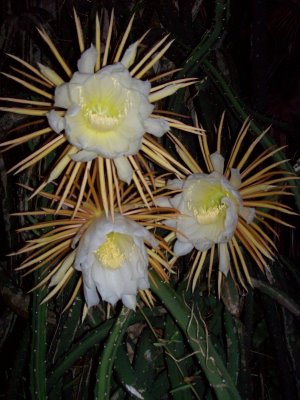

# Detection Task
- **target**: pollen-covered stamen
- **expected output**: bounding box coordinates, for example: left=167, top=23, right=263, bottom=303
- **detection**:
left=189, top=202, right=227, bottom=224
left=186, top=181, right=237, bottom=224
left=84, top=104, right=123, bottom=131
left=80, top=76, right=133, bottom=132
left=94, top=232, right=136, bottom=269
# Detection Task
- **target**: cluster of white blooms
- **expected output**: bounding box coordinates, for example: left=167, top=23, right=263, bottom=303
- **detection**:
left=76, top=152, right=255, bottom=309
left=1, top=14, right=282, bottom=309
left=46, top=45, right=257, bottom=309
left=47, top=46, right=169, bottom=310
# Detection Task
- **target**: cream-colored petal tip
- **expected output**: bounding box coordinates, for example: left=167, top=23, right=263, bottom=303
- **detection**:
left=240, top=206, right=256, bottom=224
left=155, top=197, right=172, bottom=208
left=71, top=150, right=98, bottom=162
left=122, top=294, right=136, bottom=310
left=47, top=110, right=65, bottom=133
left=210, top=152, right=225, bottom=174
left=218, top=243, right=230, bottom=276
left=77, top=44, right=98, bottom=74
left=230, top=168, right=242, bottom=188
left=114, top=156, right=133, bottom=184
left=144, top=118, right=169, bottom=137
left=174, top=240, right=194, bottom=256
left=121, top=41, right=138, bottom=69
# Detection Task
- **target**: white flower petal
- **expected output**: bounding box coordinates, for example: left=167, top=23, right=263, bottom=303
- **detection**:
left=174, top=240, right=194, bottom=256
left=47, top=110, right=65, bottom=133
left=210, top=152, right=225, bottom=174
left=167, top=179, right=184, bottom=190
left=218, top=243, right=230, bottom=276
left=144, top=118, right=169, bottom=137
left=122, top=294, right=137, bottom=310
left=164, top=219, right=177, bottom=229
left=71, top=150, right=98, bottom=162
left=137, top=277, right=150, bottom=290
left=77, top=44, right=98, bottom=74
left=83, top=283, right=100, bottom=308
left=155, top=197, right=172, bottom=208
left=194, top=238, right=214, bottom=252
left=100, top=269, right=127, bottom=299
left=114, top=156, right=133, bottom=184
left=66, top=73, right=92, bottom=105
left=230, top=168, right=242, bottom=188
left=121, top=41, right=139, bottom=69
left=99, top=288, right=119, bottom=307
left=170, top=193, right=183, bottom=209
left=54, top=82, right=72, bottom=108
left=221, top=197, right=239, bottom=242
left=67, top=104, right=81, bottom=117
left=240, top=206, right=256, bottom=224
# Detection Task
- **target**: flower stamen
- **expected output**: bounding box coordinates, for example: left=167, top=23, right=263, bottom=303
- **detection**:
left=85, top=106, right=121, bottom=131
left=189, top=203, right=227, bottom=224
left=94, top=232, right=135, bottom=270
left=186, top=180, right=237, bottom=224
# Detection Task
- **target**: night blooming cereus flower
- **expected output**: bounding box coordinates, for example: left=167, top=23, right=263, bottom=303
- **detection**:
left=74, top=213, right=157, bottom=310
left=0, top=9, right=200, bottom=207
left=12, top=177, right=176, bottom=310
left=168, top=168, right=251, bottom=258
left=48, top=47, right=168, bottom=170
left=163, top=116, right=297, bottom=291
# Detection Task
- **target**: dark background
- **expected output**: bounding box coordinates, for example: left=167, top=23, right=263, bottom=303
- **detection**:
left=0, top=1, right=299, bottom=399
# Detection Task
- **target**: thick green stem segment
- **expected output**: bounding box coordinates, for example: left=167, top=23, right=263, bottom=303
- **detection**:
left=224, top=311, right=239, bottom=384
left=252, top=278, right=300, bottom=316
left=48, top=318, right=115, bottom=390
left=30, top=273, right=47, bottom=400
left=48, top=309, right=162, bottom=388
left=168, top=0, right=228, bottom=113
left=150, top=273, right=241, bottom=400
left=179, top=0, right=228, bottom=78
left=95, top=307, right=132, bottom=400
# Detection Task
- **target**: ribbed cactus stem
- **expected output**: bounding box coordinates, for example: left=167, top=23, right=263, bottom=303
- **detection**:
left=150, top=272, right=241, bottom=400
left=95, top=307, right=132, bottom=400
left=30, top=272, right=47, bottom=400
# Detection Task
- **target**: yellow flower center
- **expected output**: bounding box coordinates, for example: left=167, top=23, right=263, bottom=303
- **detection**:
left=83, top=101, right=123, bottom=132
left=186, top=181, right=233, bottom=225
left=94, top=232, right=135, bottom=270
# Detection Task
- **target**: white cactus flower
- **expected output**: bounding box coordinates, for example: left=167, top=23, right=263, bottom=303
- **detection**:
left=47, top=46, right=169, bottom=183
left=167, top=152, right=255, bottom=276
left=0, top=10, right=200, bottom=204
left=164, top=119, right=297, bottom=292
left=74, top=213, right=157, bottom=310
left=169, top=171, right=243, bottom=256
